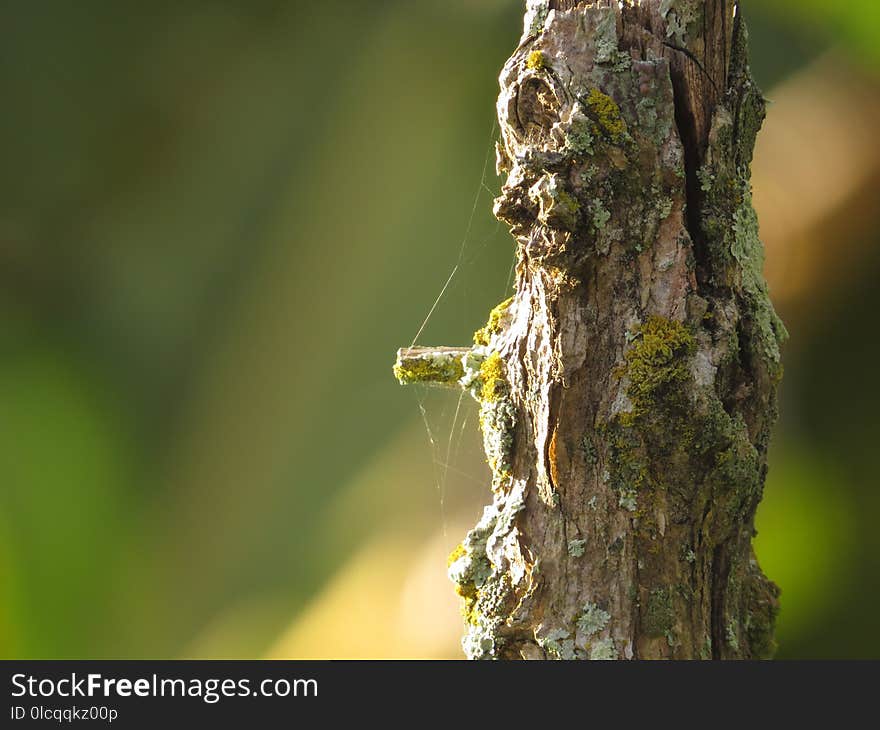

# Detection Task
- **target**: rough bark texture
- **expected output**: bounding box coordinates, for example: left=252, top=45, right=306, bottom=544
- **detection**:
left=395, top=0, right=785, bottom=659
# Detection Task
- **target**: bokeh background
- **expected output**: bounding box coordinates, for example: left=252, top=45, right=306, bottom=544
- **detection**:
left=1, top=0, right=878, bottom=659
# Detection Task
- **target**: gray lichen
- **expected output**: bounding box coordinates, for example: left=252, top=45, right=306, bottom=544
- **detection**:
left=459, top=346, right=488, bottom=395
left=591, top=198, right=611, bottom=232
left=563, top=108, right=596, bottom=157
left=568, top=539, right=586, bottom=558
left=660, top=0, right=701, bottom=47
left=538, top=628, right=577, bottom=660
left=523, top=0, right=549, bottom=40
left=448, top=486, right=526, bottom=659
left=577, top=603, right=611, bottom=637
left=594, top=7, right=619, bottom=65
left=699, top=96, right=787, bottom=383
left=618, top=489, right=638, bottom=512
left=731, top=187, right=789, bottom=365
left=589, top=638, right=618, bottom=660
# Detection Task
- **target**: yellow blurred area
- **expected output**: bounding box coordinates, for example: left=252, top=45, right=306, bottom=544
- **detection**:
left=756, top=55, right=880, bottom=318
left=266, top=534, right=462, bottom=659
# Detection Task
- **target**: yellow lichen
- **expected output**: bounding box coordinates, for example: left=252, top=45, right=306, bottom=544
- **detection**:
left=619, top=316, right=695, bottom=426
left=474, top=297, right=514, bottom=346
left=625, top=317, right=695, bottom=393
left=451, top=562, right=481, bottom=626
left=447, top=543, right=467, bottom=568
left=479, top=352, right=508, bottom=403
left=460, top=591, right=480, bottom=626
left=526, top=50, right=547, bottom=70
left=585, top=88, right=627, bottom=141
left=392, top=354, right=464, bottom=386
left=455, top=581, right=477, bottom=600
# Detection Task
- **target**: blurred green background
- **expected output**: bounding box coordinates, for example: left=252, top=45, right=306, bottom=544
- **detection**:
left=1, top=0, right=878, bottom=659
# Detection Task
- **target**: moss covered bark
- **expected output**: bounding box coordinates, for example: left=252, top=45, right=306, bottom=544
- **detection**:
left=397, top=0, right=783, bottom=659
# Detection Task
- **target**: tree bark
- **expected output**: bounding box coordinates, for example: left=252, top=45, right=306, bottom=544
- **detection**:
left=395, top=0, right=784, bottom=659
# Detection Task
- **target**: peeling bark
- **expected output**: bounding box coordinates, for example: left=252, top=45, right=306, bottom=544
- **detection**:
left=395, top=0, right=784, bottom=659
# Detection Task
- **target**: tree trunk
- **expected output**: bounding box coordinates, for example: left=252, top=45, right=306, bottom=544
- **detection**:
left=395, top=0, right=784, bottom=659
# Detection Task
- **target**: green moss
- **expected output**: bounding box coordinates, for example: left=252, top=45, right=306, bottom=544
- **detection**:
left=393, top=352, right=465, bottom=386
left=581, top=434, right=598, bottom=465
left=584, top=88, right=627, bottom=142
left=725, top=620, right=740, bottom=651
left=568, top=539, right=586, bottom=558
left=712, top=415, right=761, bottom=508
left=619, top=316, right=695, bottom=426
left=474, top=297, right=514, bottom=347
left=555, top=189, right=581, bottom=228
left=700, top=637, right=712, bottom=660
left=642, top=587, right=674, bottom=638
left=526, top=49, right=547, bottom=71
left=600, top=424, right=650, bottom=510
left=746, top=574, right=780, bottom=659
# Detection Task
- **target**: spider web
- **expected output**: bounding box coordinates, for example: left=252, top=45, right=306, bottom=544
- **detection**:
left=406, top=117, right=516, bottom=540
